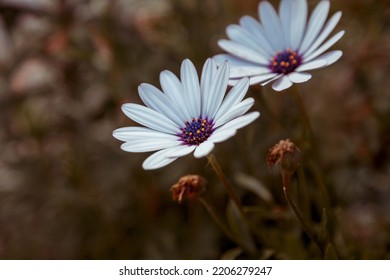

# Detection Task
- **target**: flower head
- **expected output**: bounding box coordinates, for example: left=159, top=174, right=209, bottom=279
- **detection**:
left=113, top=58, right=260, bottom=170
left=214, top=0, right=344, bottom=91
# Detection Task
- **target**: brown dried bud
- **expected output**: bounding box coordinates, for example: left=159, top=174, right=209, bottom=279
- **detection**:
left=170, top=175, right=207, bottom=204
left=267, top=139, right=301, bottom=174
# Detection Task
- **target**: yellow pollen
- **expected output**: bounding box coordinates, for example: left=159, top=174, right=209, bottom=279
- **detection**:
left=289, top=55, right=294, bottom=60
left=285, top=62, right=290, bottom=67
left=197, top=130, right=201, bottom=134
left=201, top=128, right=205, bottom=132
left=280, top=61, right=285, bottom=66
left=273, top=61, right=278, bottom=66
left=292, top=60, right=297, bottom=64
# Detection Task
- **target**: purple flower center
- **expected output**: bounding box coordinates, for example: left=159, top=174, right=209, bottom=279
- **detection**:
left=179, top=117, right=214, bottom=146
left=269, top=49, right=302, bottom=74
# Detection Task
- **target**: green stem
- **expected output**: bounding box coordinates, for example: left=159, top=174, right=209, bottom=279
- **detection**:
left=198, top=197, right=237, bottom=243
left=282, top=172, right=324, bottom=254
left=291, top=86, right=331, bottom=210
left=207, top=154, right=267, bottom=256
left=251, top=86, right=287, bottom=130
left=290, top=86, right=341, bottom=258
left=207, top=154, right=244, bottom=217
left=291, top=86, right=313, bottom=140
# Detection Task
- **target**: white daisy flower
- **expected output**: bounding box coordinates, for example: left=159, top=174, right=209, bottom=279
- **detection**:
left=113, top=58, right=260, bottom=170
left=214, top=0, right=345, bottom=91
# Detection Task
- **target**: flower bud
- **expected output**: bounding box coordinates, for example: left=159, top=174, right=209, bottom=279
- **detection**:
left=170, top=175, right=207, bottom=204
left=267, top=139, right=301, bottom=174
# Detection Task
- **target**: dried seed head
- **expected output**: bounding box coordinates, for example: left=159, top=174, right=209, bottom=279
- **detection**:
left=170, top=175, right=207, bottom=204
left=267, top=139, right=301, bottom=174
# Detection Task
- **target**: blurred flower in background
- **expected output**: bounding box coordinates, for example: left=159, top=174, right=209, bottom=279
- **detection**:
left=214, top=0, right=344, bottom=91
left=0, top=0, right=389, bottom=259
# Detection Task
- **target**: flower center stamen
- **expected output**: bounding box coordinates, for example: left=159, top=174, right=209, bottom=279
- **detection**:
left=269, top=48, right=302, bottom=74
left=179, top=117, right=214, bottom=146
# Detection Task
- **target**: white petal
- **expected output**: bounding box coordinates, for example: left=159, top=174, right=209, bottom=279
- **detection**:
left=296, top=59, right=327, bottom=72
left=299, top=0, right=330, bottom=53
left=316, top=50, right=343, bottom=66
left=215, top=77, right=249, bottom=121
left=113, top=126, right=178, bottom=142
left=290, top=0, right=308, bottom=50
left=304, top=30, right=345, bottom=62
left=138, top=83, right=183, bottom=126
left=227, top=78, right=242, bottom=86
left=181, top=59, right=201, bottom=118
left=218, top=111, right=260, bottom=132
left=261, top=73, right=283, bottom=86
left=215, top=98, right=255, bottom=128
left=288, top=72, right=312, bottom=83
left=226, top=24, right=272, bottom=58
left=259, top=1, right=285, bottom=50
left=213, top=54, right=269, bottom=78
left=121, top=104, right=179, bottom=134
left=271, top=76, right=293, bottom=91
left=205, top=61, right=229, bottom=120
left=159, top=70, right=192, bottom=122
left=213, top=53, right=258, bottom=67
left=279, top=0, right=292, bottom=47
left=239, top=15, right=275, bottom=56
left=121, top=139, right=180, bottom=153
left=304, top=11, right=342, bottom=57
left=142, top=148, right=179, bottom=170
left=218, top=39, right=269, bottom=65
left=167, top=145, right=196, bottom=158
left=194, top=141, right=215, bottom=158
left=250, top=73, right=278, bottom=85
left=229, top=65, right=270, bottom=79
left=200, top=58, right=217, bottom=117
left=208, top=129, right=237, bottom=143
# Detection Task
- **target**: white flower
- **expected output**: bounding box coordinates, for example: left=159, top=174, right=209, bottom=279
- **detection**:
left=214, top=0, right=345, bottom=91
left=113, top=58, right=260, bottom=170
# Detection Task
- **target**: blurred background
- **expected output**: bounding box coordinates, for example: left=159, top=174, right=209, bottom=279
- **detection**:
left=0, top=0, right=389, bottom=259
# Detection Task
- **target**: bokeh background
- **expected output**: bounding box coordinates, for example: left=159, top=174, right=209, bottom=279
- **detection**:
left=0, top=0, right=389, bottom=259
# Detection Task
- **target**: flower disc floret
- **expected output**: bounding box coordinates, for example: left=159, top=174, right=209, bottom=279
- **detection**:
left=270, top=49, right=303, bottom=74
left=179, top=118, right=214, bottom=146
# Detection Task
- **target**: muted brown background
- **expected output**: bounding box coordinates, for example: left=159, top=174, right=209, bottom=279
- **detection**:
left=0, top=0, right=389, bottom=259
